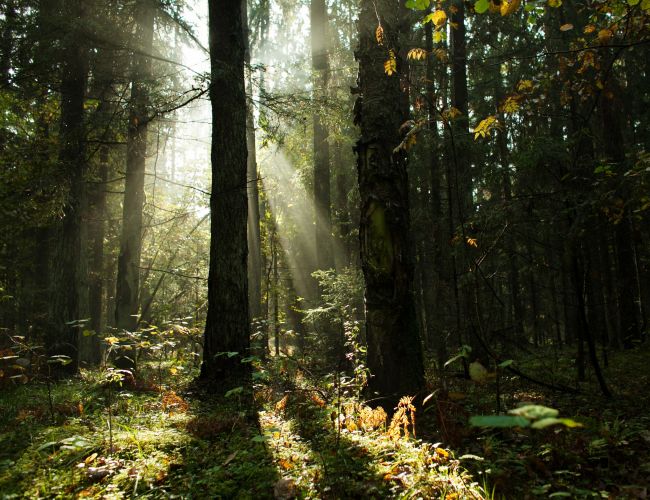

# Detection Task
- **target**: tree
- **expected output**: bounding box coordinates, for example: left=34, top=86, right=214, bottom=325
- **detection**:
left=243, top=0, right=263, bottom=321
left=46, top=0, right=89, bottom=374
left=355, top=0, right=424, bottom=401
left=200, top=0, right=250, bottom=387
left=311, top=0, right=333, bottom=273
left=114, top=0, right=155, bottom=343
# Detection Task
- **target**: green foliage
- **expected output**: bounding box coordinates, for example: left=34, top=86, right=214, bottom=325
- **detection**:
left=405, top=0, right=431, bottom=10
left=471, top=404, right=582, bottom=429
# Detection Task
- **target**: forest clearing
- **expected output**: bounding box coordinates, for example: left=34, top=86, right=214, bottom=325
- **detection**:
left=1, top=0, right=649, bottom=498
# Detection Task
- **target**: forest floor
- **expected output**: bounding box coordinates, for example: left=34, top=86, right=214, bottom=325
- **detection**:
left=0, top=344, right=649, bottom=499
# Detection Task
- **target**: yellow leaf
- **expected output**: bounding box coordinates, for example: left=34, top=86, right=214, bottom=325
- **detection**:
left=434, top=48, right=448, bottom=62
left=442, top=107, right=462, bottom=122
left=376, top=25, right=385, bottom=45
left=279, top=458, right=294, bottom=470
left=384, top=50, right=397, bottom=76
left=466, top=237, right=478, bottom=248
left=517, top=79, right=534, bottom=93
left=499, top=95, right=521, bottom=113
left=407, top=48, right=427, bottom=60
left=169, top=367, right=178, bottom=376
left=433, top=30, right=443, bottom=43
left=104, top=336, right=120, bottom=345
left=584, top=24, right=596, bottom=34
left=473, top=115, right=498, bottom=140
left=598, top=28, right=613, bottom=43
left=560, top=23, right=574, bottom=31
left=548, top=0, right=562, bottom=7
left=432, top=10, right=447, bottom=27
left=435, top=447, right=450, bottom=459
left=275, top=395, right=288, bottom=412
left=500, top=0, right=521, bottom=16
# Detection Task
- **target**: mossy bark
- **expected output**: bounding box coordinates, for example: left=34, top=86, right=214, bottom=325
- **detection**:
left=355, top=0, right=424, bottom=402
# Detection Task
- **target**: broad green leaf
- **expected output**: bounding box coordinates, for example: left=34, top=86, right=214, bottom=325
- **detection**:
left=475, top=0, right=490, bottom=13
left=530, top=417, right=583, bottom=429
left=469, top=415, right=530, bottom=428
left=469, top=361, right=490, bottom=382
left=628, top=0, right=640, bottom=5
left=498, top=359, right=514, bottom=368
left=509, top=404, right=558, bottom=420
left=406, top=0, right=431, bottom=10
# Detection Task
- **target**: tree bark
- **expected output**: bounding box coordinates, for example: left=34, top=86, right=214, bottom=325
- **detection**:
left=600, top=85, right=641, bottom=349
left=355, top=0, right=424, bottom=402
left=200, top=0, right=250, bottom=388
left=311, top=0, right=333, bottom=272
left=242, top=0, right=262, bottom=321
left=47, top=0, right=89, bottom=375
left=115, top=0, right=155, bottom=338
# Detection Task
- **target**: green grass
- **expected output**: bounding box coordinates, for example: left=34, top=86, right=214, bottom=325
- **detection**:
left=0, top=362, right=485, bottom=499
left=2, top=344, right=648, bottom=498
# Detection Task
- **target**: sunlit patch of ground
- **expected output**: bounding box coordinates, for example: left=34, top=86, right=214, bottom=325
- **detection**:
left=0, top=364, right=486, bottom=499
left=257, top=371, right=486, bottom=499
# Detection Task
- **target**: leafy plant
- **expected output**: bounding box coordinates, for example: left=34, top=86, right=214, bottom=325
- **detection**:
left=470, top=404, right=582, bottom=429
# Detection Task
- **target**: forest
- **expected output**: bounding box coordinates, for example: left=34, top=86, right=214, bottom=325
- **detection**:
left=0, top=0, right=649, bottom=497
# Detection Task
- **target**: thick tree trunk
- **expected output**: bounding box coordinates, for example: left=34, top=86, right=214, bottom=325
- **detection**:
left=311, top=0, right=333, bottom=272
left=115, top=0, right=155, bottom=337
left=355, top=0, right=424, bottom=402
left=200, top=0, right=250, bottom=388
left=47, top=0, right=88, bottom=375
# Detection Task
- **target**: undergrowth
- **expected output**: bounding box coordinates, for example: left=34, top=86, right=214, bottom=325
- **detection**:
left=1, top=344, right=649, bottom=498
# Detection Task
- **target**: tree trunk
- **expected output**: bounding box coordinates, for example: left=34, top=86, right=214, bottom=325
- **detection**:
left=600, top=85, right=641, bottom=348
left=115, top=0, right=155, bottom=338
left=422, top=13, right=447, bottom=370
left=242, top=0, right=262, bottom=321
left=84, top=48, right=116, bottom=366
left=355, top=0, right=424, bottom=402
left=311, top=0, right=333, bottom=272
left=47, top=0, right=89, bottom=375
left=200, top=0, right=250, bottom=388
